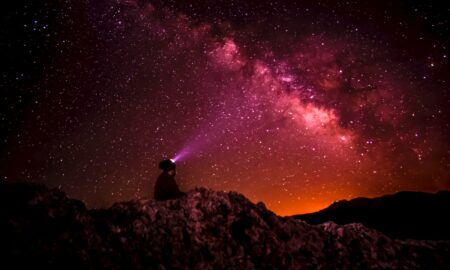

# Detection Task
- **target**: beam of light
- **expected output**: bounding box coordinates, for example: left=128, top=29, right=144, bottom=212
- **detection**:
left=171, top=148, right=191, bottom=162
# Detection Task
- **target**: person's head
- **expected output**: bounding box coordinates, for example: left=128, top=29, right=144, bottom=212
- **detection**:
left=159, top=159, right=176, bottom=174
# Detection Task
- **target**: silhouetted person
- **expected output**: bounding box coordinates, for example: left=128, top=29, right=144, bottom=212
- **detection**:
left=154, top=159, right=186, bottom=201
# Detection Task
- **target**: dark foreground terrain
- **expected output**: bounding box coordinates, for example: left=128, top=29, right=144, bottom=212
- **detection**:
left=294, top=190, right=450, bottom=240
left=1, top=181, right=449, bottom=269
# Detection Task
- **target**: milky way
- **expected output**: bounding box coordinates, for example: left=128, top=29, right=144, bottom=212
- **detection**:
left=1, top=0, right=449, bottom=214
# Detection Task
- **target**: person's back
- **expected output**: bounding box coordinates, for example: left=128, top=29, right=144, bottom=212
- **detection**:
left=154, top=159, right=185, bottom=201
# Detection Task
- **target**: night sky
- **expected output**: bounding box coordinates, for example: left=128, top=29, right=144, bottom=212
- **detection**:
left=1, top=0, right=449, bottom=215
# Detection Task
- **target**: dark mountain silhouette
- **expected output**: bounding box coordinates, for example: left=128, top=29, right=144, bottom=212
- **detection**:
left=1, top=181, right=449, bottom=269
left=294, top=190, right=450, bottom=240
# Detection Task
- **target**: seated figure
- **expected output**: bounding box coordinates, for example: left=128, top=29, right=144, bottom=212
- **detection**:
left=154, top=159, right=186, bottom=201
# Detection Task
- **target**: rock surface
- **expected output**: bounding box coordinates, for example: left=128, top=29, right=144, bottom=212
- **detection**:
left=294, top=190, right=450, bottom=240
left=1, top=181, right=449, bottom=269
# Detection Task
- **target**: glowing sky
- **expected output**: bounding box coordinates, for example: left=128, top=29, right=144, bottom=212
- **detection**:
left=1, top=0, right=449, bottom=215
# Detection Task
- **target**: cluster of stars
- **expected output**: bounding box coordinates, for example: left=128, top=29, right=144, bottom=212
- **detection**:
left=1, top=0, right=449, bottom=215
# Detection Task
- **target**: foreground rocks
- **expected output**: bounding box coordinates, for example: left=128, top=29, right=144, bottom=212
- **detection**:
left=0, top=182, right=449, bottom=269
left=294, top=190, right=450, bottom=240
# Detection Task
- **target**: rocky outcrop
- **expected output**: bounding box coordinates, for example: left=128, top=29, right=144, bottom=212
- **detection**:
left=1, top=182, right=449, bottom=269
left=294, top=190, right=450, bottom=240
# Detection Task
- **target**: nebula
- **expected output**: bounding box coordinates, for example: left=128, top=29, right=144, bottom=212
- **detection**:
left=1, top=0, right=449, bottom=215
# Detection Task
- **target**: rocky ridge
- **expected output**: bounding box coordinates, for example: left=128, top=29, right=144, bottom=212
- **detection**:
left=294, top=190, right=450, bottom=240
left=0, top=182, right=449, bottom=269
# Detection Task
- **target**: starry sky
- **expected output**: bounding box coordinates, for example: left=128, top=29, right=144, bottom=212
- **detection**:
left=1, top=0, right=449, bottom=215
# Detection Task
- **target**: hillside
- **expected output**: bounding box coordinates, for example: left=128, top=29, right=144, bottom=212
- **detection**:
left=1, top=182, right=449, bottom=269
left=294, top=190, right=450, bottom=240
